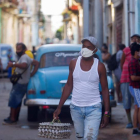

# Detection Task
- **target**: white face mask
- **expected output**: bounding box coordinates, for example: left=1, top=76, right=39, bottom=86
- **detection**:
left=81, top=48, right=96, bottom=58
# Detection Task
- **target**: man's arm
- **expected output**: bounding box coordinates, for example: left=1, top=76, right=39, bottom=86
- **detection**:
left=7, top=62, right=27, bottom=70
left=121, top=52, right=125, bottom=70
left=99, top=62, right=110, bottom=112
left=98, top=62, right=110, bottom=128
left=131, top=75, right=140, bottom=81
left=53, top=60, right=75, bottom=119
left=31, top=60, right=39, bottom=77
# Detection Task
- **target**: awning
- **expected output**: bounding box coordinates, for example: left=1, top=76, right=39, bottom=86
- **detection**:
left=70, top=5, right=78, bottom=11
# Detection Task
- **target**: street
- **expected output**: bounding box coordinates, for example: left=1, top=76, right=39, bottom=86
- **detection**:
left=0, top=79, right=139, bottom=140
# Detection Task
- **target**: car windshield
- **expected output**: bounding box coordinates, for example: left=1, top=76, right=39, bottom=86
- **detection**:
left=40, top=51, right=80, bottom=68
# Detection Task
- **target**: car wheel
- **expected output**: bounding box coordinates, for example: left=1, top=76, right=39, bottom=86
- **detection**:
left=27, top=106, right=39, bottom=122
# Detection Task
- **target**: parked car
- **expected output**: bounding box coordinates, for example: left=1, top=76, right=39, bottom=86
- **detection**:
left=24, top=44, right=116, bottom=121
left=0, top=44, right=15, bottom=73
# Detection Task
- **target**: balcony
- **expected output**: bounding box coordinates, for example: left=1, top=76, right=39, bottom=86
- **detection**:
left=0, top=0, right=18, bottom=8
left=0, top=0, right=18, bottom=5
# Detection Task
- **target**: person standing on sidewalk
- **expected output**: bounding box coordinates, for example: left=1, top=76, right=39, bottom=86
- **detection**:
left=120, top=34, right=140, bottom=129
left=129, top=42, right=140, bottom=136
left=101, top=43, right=111, bottom=72
left=114, top=44, right=126, bottom=103
left=53, top=36, right=110, bottom=140
left=3, top=43, right=39, bottom=125
left=0, top=56, right=2, bottom=71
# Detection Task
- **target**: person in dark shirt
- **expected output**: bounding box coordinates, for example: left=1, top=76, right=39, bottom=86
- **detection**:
left=101, top=43, right=111, bottom=72
left=32, top=46, right=36, bottom=58
left=129, top=42, right=140, bottom=136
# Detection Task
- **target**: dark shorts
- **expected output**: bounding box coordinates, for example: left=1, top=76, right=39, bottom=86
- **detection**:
left=8, top=83, right=28, bottom=108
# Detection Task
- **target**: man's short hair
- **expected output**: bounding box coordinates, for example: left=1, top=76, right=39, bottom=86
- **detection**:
left=118, top=44, right=126, bottom=50
left=130, top=42, right=140, bottom=56
left=131, top=34, right=140, bottom=39
left=16, top=43, right=26, bottom=50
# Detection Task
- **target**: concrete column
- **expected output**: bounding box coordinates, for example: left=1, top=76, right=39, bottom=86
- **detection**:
left=83, top=0, right=89, bottom=37
left=0, top=8, right=1, bottom=43
left=129, top=0, right=135, bottom=36
left=124, top=0, right=129, bottom=46
left=135, top=0, right=140, bottom=34
left=94, top=0, right=103, bottom=48
left=103, top=0, right=107, bottom=43
left=31, top=0, right=39, bottom=46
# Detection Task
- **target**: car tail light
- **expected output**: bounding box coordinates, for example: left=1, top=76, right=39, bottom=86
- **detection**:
left=109, top=89, right=114, bottom=95
left=40, top=90, right=46, bottom=94
left=42, top=106, right=49, bottom=109
left=28, top=89, right=35, bottom=94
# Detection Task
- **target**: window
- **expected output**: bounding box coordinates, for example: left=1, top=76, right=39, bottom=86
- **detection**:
left=40, top=51, right=79, bottom=68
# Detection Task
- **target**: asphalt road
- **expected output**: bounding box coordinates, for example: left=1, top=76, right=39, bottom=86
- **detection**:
left=0, top=78, right=139, bottom=140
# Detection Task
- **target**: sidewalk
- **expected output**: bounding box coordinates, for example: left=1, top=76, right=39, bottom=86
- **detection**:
left=98, top=103, right=140, bottom=140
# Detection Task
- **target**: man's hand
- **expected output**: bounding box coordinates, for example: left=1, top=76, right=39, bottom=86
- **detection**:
left=7, top=62, right=13, bottom=69
left=53, top=108, right=61, bottom=120
left=100, top=116, right=109, bottom=128
left=30, top=73, right=34, bottom=77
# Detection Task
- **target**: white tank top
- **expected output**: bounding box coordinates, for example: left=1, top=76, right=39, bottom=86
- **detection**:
left=71, top=56, right=101, bottom=106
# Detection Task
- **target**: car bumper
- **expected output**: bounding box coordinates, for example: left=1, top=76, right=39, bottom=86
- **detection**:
left=110, top=100, right=116, bottom=107
left=24, top=99, right=117, bottom=107
left=24, top=99, right=71, bottom=106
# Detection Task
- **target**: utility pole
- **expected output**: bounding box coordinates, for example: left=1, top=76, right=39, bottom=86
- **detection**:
left=83, top=0, right=89, bottom=37
left=31, top=0, right=39, bottom=47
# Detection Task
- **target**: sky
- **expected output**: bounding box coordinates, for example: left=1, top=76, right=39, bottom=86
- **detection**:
left=41, top=0, right=67, bottom=33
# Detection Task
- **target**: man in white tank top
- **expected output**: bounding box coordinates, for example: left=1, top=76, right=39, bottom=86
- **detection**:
left=54, top=36, right=110, bottom=140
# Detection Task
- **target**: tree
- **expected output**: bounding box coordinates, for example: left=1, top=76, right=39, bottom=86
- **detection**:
left=55, top=26, right=64, bottom=40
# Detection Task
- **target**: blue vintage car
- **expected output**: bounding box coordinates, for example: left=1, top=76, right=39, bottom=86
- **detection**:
left=24, top=44, right=116, bottom=121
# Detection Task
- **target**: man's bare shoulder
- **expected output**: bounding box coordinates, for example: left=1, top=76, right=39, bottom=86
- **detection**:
left=98, top=62, right=106, bottom=72
left=71, top=58, right=78, bottom=63
left=69, top=58, right=78, bottom=71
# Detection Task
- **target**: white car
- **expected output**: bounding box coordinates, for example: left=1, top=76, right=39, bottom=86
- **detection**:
left=0, top=44, right=16, bottom=72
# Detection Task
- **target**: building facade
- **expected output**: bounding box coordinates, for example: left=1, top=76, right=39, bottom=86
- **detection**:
left=0, top=0, right=44, bottom=50
left=64, top=0, right=140, bottom=53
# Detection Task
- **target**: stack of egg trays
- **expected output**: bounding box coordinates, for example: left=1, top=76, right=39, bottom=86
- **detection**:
left=38, top=122, right=71, bottom=139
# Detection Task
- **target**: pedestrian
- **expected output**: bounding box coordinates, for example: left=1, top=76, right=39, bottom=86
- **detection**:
left=53, top=36, right=110, bottom=140
left=12, top=46, right=34, bottom=75
left=129, top=42, right=140, bottom=136
left=101, top=43, right=111, bottom=72
left=32, top=46, right=36, bottom=58
left=120, top=34, right=140, bottom=128
left=3, top=43, right=39, bottom=125
left=0, top=56, right=2, bottom=71
left=114, top=44, right=126, bottom=103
